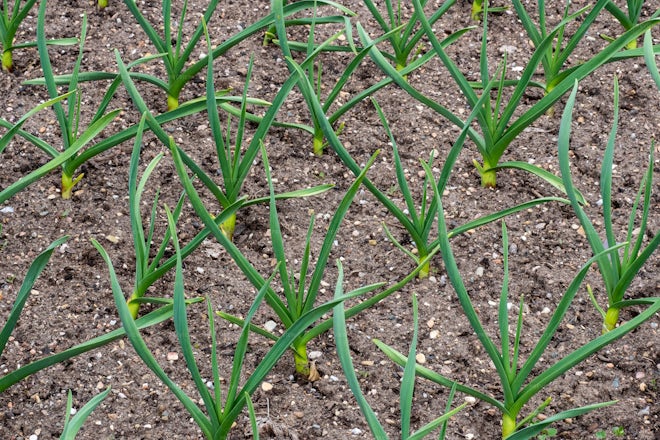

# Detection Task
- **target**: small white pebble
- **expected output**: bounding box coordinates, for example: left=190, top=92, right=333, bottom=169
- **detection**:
left=264, top=320, right=277, bottom=332
left=464, top=396, right=476, bottom=404
left=351, top=428, right=363, bottom=435
left=309, top=351, right=323, bottom=360
left=541, top=307, right=551, bottom=314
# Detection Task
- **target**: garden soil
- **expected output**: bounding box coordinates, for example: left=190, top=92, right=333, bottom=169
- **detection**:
left=0, top=1, right=658, bottom=439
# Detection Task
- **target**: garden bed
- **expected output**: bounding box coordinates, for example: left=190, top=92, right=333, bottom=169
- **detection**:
left=0, top=1, right=658, bottom=439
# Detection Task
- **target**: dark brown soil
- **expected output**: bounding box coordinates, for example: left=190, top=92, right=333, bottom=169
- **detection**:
left=0, top=1, right=658, bottom=439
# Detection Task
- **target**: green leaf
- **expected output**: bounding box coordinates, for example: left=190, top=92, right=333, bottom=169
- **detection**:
left=60, top=387, right=111, bottom=440
left=0, top=236, right=68, bottom=356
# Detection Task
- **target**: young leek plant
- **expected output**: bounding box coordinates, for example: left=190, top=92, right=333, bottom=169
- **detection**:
left=35, top=5, right=121, bottom=199
left=601, top=0, right=660, bottom=49
left=124, top=114, right=244, bottom=318
left=379, top=216, right=660, bottom=437
left=0, top=0, right=75, bottom=72
left=558, top=78, right=659, bottom=334
left=361, top=0, right=457, bottom=73
left=115, top=31, right=331, bottom=248
left=175, top=141, right=431, bottom=378
left=216, top=146, right=384, bottom=376
left=369, top=0, right=660, bottom=188
left=509, top=0, right=660, bottom=98
left=93, top=204, right=365, bottom=439
left=334, top=286, right=468, bottom=439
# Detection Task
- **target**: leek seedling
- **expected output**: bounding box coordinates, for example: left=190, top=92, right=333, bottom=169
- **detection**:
left=60, top=387, right=111, bottom=440
left=35, top=5, right=121, bottom=199
left=217, top=147, right=387, bottom=376
left=367, top=0, right=660, bottom=188
left=0, top=0, right=37, bottom=71
left=124, top=114, right=245, bottom=318
left=115, top=34, right=331, bottom=246
left=512, top=0, right=620, bottom=96
left=558, top=79, right=659, bottom=334
left=334, top=287, right=468, bottom=439
left=360, top=0, right=457, bottom=73
left=97, top=0, right=107, bottom=9
left=93, top=206, right=364, bottom=439
left=201, top=21, right=333, bottom=241
left=601, top=0, right=660, bottom=49
left=172, top=137, right=432, bottom=378
left=0, top=0, right=75, bottom=72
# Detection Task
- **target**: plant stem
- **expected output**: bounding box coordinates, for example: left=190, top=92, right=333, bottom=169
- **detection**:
left=61, top=172, right=84, bottom=199
left=502, top=413, right=516, bottom=438
left=479, top=158, right=498, bottom=188
left=2, top=50, right=13, bottom=72
left=127, top=292, right=140, bottom=319
left=293, top=339, right=310, bottom=376
left=471, top=0, right=484, bottom=20
left=418, top=249, right=430, bottom=279
left=313, top=127, right=324, bottom=156
left=395, top=62, right=409, bottom=81
left=602, top=307, right=620, bottom=334
left=220, top=212, right=237, bottom=242
left=167, top=94, right=179, bottom=111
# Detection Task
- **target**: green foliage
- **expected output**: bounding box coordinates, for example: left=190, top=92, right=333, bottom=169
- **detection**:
left=361, top=0, right=456, bottom=72
left=1, top=1, right=659, bottom=437
left=558, top=79, right=660, bottom=333
left=367, top=0, right=660, bottom=188
left=374, top=125, right=660, bottom=437
left=34, top=5, right=121, bottom=198
left=0, top=0, right=75, bottom=72
left=0, top=0, right=38, bottom=72
left=335, top=287, right=468, bottom=439
left=602, top=0, right=660, bottom=48
left=60, top=387, right=111, bottom=440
